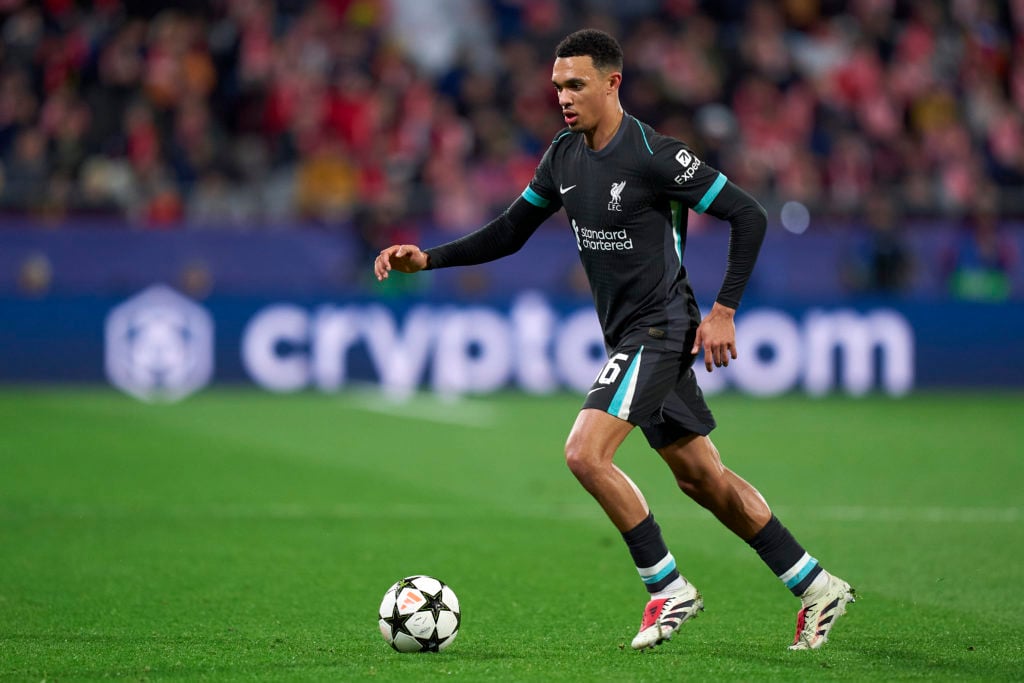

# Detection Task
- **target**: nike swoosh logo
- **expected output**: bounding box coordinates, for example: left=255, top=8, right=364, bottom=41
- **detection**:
left=587, top=387, right=605, bottom=395
left=560, top=184, right=577, bottom=194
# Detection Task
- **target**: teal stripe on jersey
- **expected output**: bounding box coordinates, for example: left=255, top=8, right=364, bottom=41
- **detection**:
left=630, top=116, right=653, bottom=155
left=608, top=347, right=643, bottom=419
left=521, top=186, right=550, bottom=208
left=670, top=200, right=683, bottom=272
left=694, top=172, right=728, bottom=214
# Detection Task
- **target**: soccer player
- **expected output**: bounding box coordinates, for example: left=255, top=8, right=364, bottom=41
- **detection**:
left=373, top=28, right=854, bottom=651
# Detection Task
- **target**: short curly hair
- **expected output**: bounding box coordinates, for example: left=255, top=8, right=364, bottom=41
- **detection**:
left=555, top=29, right=623, bottom=73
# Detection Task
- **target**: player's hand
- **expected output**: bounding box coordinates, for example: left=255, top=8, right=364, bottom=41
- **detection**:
left=692, top=302, right=738, bottom=372
left=374, top=244, right=429, bottom=281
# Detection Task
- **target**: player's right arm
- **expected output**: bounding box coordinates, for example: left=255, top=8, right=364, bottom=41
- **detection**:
left=373, top=196, right=557, bottom=281
left=375, top=140, right=565, bottom=281
left=424, top=194, right=558, bottom=269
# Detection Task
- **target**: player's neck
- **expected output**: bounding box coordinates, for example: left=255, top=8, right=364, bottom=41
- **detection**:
left=585, top=108, right=624, bottom=151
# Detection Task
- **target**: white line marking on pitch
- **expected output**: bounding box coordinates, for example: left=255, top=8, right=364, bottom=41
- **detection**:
left=343, top=391, right=497, bottom=428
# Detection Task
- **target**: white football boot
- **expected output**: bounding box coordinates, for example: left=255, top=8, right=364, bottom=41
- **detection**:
left=789, top=572, right=856, bottom=650
left=630, top=581, right=704, bottom=650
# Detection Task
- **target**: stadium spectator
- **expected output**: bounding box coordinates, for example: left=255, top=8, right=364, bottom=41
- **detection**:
left=2, top=125, right=48, bottom=211
left=942, top=183, right=1018, bottom=301
left=844, top=191, right=914, bottom=295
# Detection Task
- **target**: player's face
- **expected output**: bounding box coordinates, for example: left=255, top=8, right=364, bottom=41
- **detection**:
left=552, top=56, right=616, bottom=132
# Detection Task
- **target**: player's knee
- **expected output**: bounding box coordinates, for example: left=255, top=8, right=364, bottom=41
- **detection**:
left=564, top=437, right=598, bottom=483
left=563, top=441, right=588, bottom=480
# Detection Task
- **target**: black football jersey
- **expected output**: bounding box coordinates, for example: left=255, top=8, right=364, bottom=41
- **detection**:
left=522, top=115, right=729, bottom=348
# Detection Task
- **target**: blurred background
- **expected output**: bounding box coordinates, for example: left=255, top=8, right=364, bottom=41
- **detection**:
left=1, top=0, right=1022, bottom=399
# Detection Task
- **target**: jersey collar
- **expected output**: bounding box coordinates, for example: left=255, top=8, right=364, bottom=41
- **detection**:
left=584, top=111, right=629, bottom=160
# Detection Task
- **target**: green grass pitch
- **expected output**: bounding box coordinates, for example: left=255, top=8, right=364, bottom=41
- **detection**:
left=1, top=388, right=1022, bottom=681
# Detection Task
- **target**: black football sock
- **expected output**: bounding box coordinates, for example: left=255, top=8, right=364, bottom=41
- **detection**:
left=747, top=515, right=824, bottom=597
left=622, top=512, right=685, bottom=596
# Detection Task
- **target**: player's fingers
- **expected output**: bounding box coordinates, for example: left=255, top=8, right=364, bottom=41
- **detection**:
left=719, top=341, right=735, bottom=367
left=714, top=341, right=732, bottom=368
left=703, top=342, right=714, bottom=372
left=691, top=328, right=702, bottom=356
left=375, top=248, right=395, bottom=280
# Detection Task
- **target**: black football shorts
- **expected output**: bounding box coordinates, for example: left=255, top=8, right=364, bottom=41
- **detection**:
left=582, top=327, right=717, bottom=449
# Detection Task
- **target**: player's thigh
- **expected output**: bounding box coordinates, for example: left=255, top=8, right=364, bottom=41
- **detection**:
left=565, top=408, right=635, bottom=464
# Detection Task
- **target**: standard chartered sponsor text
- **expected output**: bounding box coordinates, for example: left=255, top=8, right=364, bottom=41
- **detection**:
left=577, top=226, right=633, bottom=251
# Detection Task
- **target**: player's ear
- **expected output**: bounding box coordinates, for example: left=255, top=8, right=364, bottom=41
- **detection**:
left=607, top=71, right=622, bottom=93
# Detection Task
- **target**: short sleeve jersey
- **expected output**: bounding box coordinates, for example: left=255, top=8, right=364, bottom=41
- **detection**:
left=522, top=115, right=729, bottom=348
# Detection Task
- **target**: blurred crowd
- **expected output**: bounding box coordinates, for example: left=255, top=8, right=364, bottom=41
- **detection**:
left=1, top=0, right=1023, bottom=246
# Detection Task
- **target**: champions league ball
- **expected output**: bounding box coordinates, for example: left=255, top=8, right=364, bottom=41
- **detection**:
left=378, top=575, right=461, bottom=652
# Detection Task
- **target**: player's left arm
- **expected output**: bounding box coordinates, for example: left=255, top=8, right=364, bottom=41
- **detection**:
left=696, top=181, right=767, bottom=371
left=649, top=139, right=767, bottom=371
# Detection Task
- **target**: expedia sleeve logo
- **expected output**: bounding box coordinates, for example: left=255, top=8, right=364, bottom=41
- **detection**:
left=105, top=285, right=214, bottom=402
left=674, top=148, right=702, bottom=184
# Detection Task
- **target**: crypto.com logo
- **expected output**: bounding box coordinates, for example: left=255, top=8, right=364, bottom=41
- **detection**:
left=105, top=285, right=214, bottom=402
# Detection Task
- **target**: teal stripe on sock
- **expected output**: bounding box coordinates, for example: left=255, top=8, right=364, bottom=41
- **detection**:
left=642, top=559, right=677, bottom=585
left=784, top=557, right=819, bottom=589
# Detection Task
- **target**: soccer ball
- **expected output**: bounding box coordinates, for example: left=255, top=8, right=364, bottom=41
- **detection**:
left=378, top=575, right=461, bottom=652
